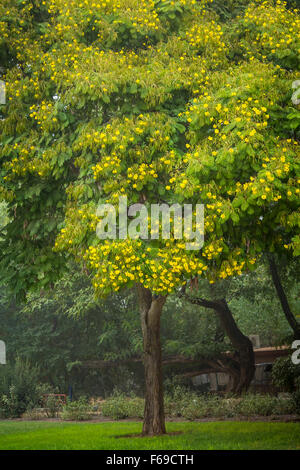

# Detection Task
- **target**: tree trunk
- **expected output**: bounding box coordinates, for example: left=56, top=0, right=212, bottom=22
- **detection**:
left=137, top=285, right=167, bottom=436
left=213, top=299, right=256, bottom=394
left=268, top=254, right=300, bottom=340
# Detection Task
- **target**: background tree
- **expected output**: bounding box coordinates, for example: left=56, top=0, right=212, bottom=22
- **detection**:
left=229, top=259, right=299, bottom=346
left=0, top=262, right=297, bottom=397
left=267, top=254, right=300, bottom=339
left=181, top=281, right=256, bottom=393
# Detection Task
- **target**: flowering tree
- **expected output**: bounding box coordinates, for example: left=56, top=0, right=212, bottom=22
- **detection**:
left=0, top=0, right=299, bottom=434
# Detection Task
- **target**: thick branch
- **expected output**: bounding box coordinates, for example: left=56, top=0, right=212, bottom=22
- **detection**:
left=268, top=254, right=300, bottom=340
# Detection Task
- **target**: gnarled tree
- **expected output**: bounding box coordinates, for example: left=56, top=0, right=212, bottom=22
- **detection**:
left=181, top=289, right=255, bottom=393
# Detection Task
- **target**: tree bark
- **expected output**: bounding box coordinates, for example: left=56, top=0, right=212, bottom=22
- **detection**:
left=268, top=254, right=300, bottom=340
left=213, top=299, right=255, bottom=393
left=181, top=292, right=255, bottom=394
left=137, top=285, right=167, bottom=436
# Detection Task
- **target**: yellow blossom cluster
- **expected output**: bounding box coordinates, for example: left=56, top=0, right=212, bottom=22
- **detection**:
left=29, top=102, right=55, bottom=130
left=84, top=239, right=211, bottom=295
left=185, top=20, right=227, bottom=62
left=92, top=154, right=122, bottom=180
left=127, top=164, right=158, bottom=190
left=243, top=0, right=300, bottom=65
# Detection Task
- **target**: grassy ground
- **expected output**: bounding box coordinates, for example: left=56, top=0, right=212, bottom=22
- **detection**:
left=0, top=421, right=299, bottom=450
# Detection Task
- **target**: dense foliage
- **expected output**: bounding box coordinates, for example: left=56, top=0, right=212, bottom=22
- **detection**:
left=0, top=0, right=299, bottom=300
left=0, top=358, right=45, bottom=417
left=272, top=356, right=300, bottom=393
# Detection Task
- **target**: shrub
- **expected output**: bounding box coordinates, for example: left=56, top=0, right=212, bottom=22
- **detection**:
left=97, top=389, right=299, bottom=422
left=101, top=392, right=144, bottom=420
left=61, top=397, right=93, bottom=421
left=0, top=385, right=19, bottom=419
left=181, top=397, right=208, bottom=420
left=165, top=389, right=296, bottom=420
left=236, top=394, right=278, bottom=417
left=291, top=377, right=300, bottom=415
left=274, top=396, right=295, bottom=415
left=292, top=391, right=300, bottom=415
left=0, top=359, right=44, bottom=418
left=271, top=357, right=300, bottom=392
left=21, top=408, right=45, bottom=420
left=44, top=395, right=63, bottom=418
left=125, top=397, right=144, bottom=419
left=164, top=394, right=179, bottom=417
left=180, top=394, right=236, bottom=420
left=164, top=385, right=198, bottom=418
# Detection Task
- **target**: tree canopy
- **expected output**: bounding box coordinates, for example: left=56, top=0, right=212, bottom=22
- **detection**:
left=0, top=0, right=299, bottom=300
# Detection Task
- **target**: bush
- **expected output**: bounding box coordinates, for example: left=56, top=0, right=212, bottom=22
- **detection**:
left=101, top=392, right=144, bottom=420
left=292, top=391, right=300, bottom=415
left=236, top=394, right=279, bottom=417
left=181, top=394, right=237, bottom=420
left=274, top=396, right=295, bottom=415
left=164, top=387, right=297, bottom=420
left=180, top=397, right=208, bottom=420
left=164, top=385, right=198, bottom=418
left=95, top=389, right=300, bottom=422
left=164, top=386, right=236, bottom=420
left=271, top=357, right=300, bottom=392
left=291, top=377, right=300, bottom=415
left=44, top=395, right=63, bottom=418
left=61, top=397, right=93, bottom=421
left=0, top=359, right=44, bottom=418
left=21, top=408, right=45, bottom=420
left=0, top=385, right=20, bottom=419
left=125, top=397, right=144, bottom=419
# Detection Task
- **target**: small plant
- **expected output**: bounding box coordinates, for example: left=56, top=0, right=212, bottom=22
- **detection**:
left=22, top=408, right=45, bottom=420
left=44, top=395, right=63, bottom=418
left=61, top=397, right=93, bottom=421
left=0, top=385, right=19, bottom=418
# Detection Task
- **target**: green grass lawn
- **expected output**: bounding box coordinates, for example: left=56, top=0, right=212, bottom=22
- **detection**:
left=0, top=421, right=299, bottom=450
